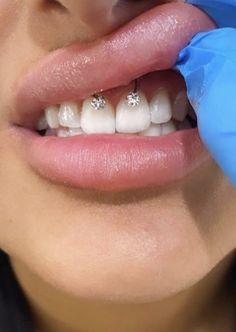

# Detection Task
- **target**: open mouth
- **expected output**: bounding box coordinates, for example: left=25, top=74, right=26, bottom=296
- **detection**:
left=35, top=70, right=197, bottom=138
left=10, top=3, right=215, bottom=192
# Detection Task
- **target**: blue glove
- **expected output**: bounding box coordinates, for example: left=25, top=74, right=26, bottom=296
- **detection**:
left=175, top=28, right=236, bottom=186
left=185, top=0, right=236, bottom=28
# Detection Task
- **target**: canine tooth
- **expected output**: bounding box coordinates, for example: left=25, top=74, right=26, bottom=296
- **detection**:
left=116, top=92, right=150, bottom=133
left=58, top=102, right=81, bottom=128
left=161, top=121, right=176, bottom=136
left=150, top=89, right=172, bottom=124
left=140, top=124, right=161, bottom=137
left=45, top=106, right=59, bottom=129
left=81, top=98, right=115, bottom=134
left=37, top=115, right=48, bottom=130
left=172, top=91, right=188, bottom=121
left=178, top=119, right=192, bottom=130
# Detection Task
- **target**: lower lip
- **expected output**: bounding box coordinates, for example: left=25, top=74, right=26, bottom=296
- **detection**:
left=10, top=127, right=209, bottom=192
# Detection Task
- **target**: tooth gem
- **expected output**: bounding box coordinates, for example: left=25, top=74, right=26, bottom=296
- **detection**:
left=91, top=94, right=106, bottom=110
left=126, top=92, right=140, bottom=107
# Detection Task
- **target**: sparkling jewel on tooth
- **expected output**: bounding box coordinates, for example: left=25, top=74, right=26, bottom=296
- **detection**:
left=91, top=94, right=106, bottom=110
left=126, top=92, right=140, bottom=107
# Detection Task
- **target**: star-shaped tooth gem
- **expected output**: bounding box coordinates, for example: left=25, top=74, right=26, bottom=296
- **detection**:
left=91, top=95, right=106, bottom=110
left=126, top=92, right=140, bottom=107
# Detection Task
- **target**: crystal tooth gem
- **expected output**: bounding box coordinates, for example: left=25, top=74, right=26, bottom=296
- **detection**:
left=91, top=94, right=106, bottom=110
left=126, top=91, right=140, bottom=107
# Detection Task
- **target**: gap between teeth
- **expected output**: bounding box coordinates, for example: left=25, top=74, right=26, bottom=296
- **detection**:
left=39, top=88, right=196, bottom=137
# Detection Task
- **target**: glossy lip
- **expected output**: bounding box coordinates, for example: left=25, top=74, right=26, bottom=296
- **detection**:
left=11, top=127, right=209, bottom=192
left=10, top=2, right=214, bottom=192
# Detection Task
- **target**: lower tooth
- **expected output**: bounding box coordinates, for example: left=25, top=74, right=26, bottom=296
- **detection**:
left=160, top=121, right=176, bottom=135
left=140, top=123, right=161, bottom=137
left=116, top=92, right=151, bottom=133
left=57, top=128, right=84, bottom=137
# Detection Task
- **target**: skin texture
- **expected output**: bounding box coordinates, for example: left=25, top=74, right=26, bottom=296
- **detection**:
left=0, top=1, right=236, bottom=331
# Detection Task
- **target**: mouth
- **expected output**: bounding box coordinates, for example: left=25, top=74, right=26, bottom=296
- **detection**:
left=10, top=3, right=215, bottom=192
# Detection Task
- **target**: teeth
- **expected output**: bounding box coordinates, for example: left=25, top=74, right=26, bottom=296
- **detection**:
left=37, top=115, right=48, bottom=131
left=58, top=102, right=81, bottom=128
left=57, top=128, right=84, bottom=137
left=41, top=88, right=192, bottom=138
left=45, top=106, right=59, bottom=129
left=116, top=92, right=150, bottom=133
left=172, top=91, right=188, bottom=121
left=140, top=123, right=161, bottom=137
left=81, top=97, right=115, bottom=134
left=149, top=89, right=172, bottom=124
left=160, top=121, right=176, bottom=136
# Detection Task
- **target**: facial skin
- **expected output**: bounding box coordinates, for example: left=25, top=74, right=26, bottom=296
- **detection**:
left=0, top=1, right=236, bottom=332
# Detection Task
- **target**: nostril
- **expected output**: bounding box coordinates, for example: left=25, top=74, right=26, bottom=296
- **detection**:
left=41, top=0, right=68, bottom=12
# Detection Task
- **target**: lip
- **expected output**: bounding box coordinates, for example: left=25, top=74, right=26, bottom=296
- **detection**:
left=10, top=2, right=214, bottom=192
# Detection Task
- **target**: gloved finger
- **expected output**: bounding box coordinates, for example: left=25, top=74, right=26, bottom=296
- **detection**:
left=185, top=0, right=236, bottom=28
left=176, top=28, right=236, bottom=185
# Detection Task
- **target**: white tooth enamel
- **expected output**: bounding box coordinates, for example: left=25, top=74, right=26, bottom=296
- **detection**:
left=37, top=115, right=48, bottom=131
left=172, top=91, right=188, bottom=121
left=161, top=121, right=176, bottom=136
left=116, top=92, right=150, bottom=133
left=68, top=128, right=84, bottom=136
left=150, top=89, right=172, bottom=124
left=58, top=102, right=81, bottom=128
left=57, top=128, right=84, bottom=137
left=178, top=119, right=192, bottom=130
left=81, top=98, right=115, bottom=134
left=57, top=129, right=70, bottom=137
left=45, top=106, right=59, bottom=129
left=140, top=123, right=161, bottom=137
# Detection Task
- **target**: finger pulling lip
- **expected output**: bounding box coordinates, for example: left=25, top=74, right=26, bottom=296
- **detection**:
left=9, top=2, right=214, bottom=192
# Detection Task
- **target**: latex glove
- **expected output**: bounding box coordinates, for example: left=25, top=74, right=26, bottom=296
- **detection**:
left=185, top=0, right=236, bottom=28
left=175, top=28, right=236, bottom=186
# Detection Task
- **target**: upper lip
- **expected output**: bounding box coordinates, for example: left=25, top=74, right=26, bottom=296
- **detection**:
left=12, top=3, right=214, bottom=130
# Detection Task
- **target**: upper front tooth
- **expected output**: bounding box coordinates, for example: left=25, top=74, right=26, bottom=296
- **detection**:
left=172, top=91, right=188, bottom=121
left=150, top=88, right=172, bottom=124
left=45, top=106, right=59, bottom=129
left=58, top=102, right=81, bottom=128
left=81, top=97, right=115, bottom=134
left=116, top=92, right=150, bottom=133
